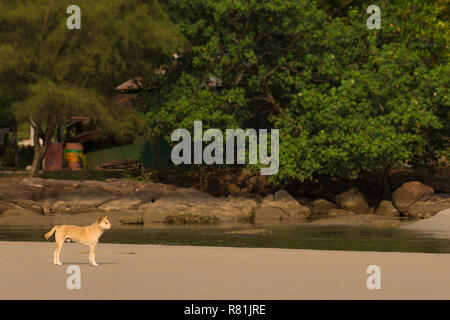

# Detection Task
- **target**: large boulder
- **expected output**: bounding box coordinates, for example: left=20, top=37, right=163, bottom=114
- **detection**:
left=99, top=189, right=164, bottom=211
left=254, top=207, right=287, bottom=224
left=99, top=197, right=144, bottom=211
left=226, top=192, right=261, bottom=214
left=335, top=188, right=370, bottom=214
left=392, top=181, right=434, bottom=215
left=260, top=190, right=310, bottom=221
left=140, top=187, right=257, bottom=224
left=375, top=200, right=399, bottom=216
left=43, top=189, right=116, bottom=215
left=19, top=177, right=81, bottom=201
left=227, top=191, right=262, bottom=203
left=81, top=179, right=138, bottom=195
left=308, top=199, right=336, bottom=216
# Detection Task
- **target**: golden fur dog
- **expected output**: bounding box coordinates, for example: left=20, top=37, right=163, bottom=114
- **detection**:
left=45, top=216, right=112, bottom=266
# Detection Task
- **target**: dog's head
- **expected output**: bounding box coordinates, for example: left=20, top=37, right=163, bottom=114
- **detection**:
left=98, top=216, right=113, bottom=230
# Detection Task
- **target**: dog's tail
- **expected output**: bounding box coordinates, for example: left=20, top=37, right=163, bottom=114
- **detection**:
left=45, top=226, right=58, bottom=240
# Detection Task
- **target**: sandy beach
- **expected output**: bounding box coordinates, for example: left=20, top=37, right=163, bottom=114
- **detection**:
left=0, top=241, right=449, bottom=300
left=402, top=209, right=450, bottom=238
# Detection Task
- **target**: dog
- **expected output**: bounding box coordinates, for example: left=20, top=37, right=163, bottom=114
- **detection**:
left=45, top=216, right=112, bottom=266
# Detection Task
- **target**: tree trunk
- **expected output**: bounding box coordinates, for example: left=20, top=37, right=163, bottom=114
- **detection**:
left=30, top=152, right=42, bottom=177
left=29, top=118, right=57, bottom=177
left=0, top=128, right=7, bottom=155
left=382, top=164, right=392, bottom=200
left=199, top=166, right=207, bottom=192
left=374, top=164, right=392, bottom=206
left=11, top=124, right=18, bottom=167
left=30, top=126, right=43, bottom=177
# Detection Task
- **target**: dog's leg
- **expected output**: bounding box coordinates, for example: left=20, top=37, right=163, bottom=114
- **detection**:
left=54, top=233, right=64, bottom=266
left=53, top=244, right=58, bottom=265
left=54, top=240, right=63, bottom=266
left=89, top=243, right=98, bottom=266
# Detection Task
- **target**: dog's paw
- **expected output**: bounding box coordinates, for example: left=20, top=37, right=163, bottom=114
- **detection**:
left=90, top=262, right=99, bottom=266
left=54, top=262, right=63, bottom=266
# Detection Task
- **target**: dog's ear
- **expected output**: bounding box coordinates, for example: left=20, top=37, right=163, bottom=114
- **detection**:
left=98, top=216, right=103, bottom=222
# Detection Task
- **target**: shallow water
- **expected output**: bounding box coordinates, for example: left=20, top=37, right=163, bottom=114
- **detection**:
left=0, top=225, right=449, bottom=253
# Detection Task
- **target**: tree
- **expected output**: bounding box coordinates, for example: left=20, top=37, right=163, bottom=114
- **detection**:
left=0, top=0, right=183, bottom=176
left=14, top=80, right=114, bottom=175
left=146, top=0, right=449, bottom=187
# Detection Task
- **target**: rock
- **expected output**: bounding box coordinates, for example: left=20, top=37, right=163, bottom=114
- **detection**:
left=140, top=188, right=256, bottom=224
left=99, top=189, right=161, bottom=211
left=261, top=190, right=310, bottom=221
left=81, top=180, right=134, bottom=195
left=164, top=214, right=221, bottom=225
left=392, top=181, right=434, bottom=215
left=1, top=209, right=31, bottom=217
left=226, top=193, right=260, bottom=216
left=327, top=208, right=353, bottom=217
left=99, top=197, right=143, bottom=211
left=335, top=188, right=370, bottom=214
left=0, top=203, right=11, bottom=215
left=254, top=207, right=288, bottom=224
left=375, top=200, right=399, bottom=216
left=1, top=177, right=301, bottom=225
left=20, top=178, right=45, bottom=188
left=296, top=197, right=313, bottom=205
left=309, top=199, right=336, bottom=216
left=43, top=189, right=115, bottom=214
left=227, top=183, right=240, bottom=193
left=226, top=228, right=272, bottom=235
left=406, top=194, right=450, bottom=218
left=119, top=215, right=144, bottom=225
left=227, top=191, right=262, bottom=203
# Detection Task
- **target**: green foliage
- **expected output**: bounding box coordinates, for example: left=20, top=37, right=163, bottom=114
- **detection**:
left=0, top=0, right=183, bottom=144
left=0, top=0, right=184, bottom=174
left=146, top=0, right=449, bottom=181
left=122, top=168, right=155, bottom=182
left=12, top=79, right=139, bottom=142
left=79, top=154, right=88, bottom=169
left=0, top=0, right=184, bottom=94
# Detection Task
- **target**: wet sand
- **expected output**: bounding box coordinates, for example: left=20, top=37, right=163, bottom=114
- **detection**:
left=0, top=241, right=449, bottom=299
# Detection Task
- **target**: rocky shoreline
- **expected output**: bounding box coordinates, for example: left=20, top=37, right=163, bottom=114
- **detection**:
left=0, top=177, right=449, bottom=229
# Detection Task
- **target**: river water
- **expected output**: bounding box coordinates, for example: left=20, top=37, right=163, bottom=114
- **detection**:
left=0, top=225, right=449, bottom=253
